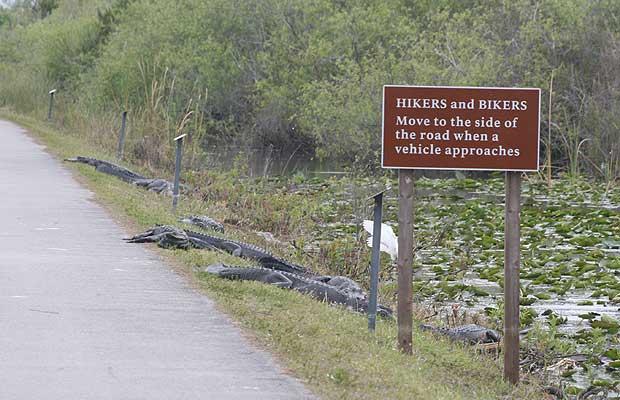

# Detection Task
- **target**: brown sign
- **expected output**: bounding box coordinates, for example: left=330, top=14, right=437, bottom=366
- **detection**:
left=382, top=85, right=541, bottom=171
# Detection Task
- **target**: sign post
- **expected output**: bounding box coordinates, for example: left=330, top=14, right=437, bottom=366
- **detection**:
left=47, top=89, right=56, bottom=121
left=504, top=170, right=521, bottom=384
left=172, top=133, right=186, bottom=213
left=382, top=85, right=540, bottom=382
left=368, top=190, right=385, bottom=332
left=397, top=170, right=415, bottom=354
left=117, top=111, right=128, bottom=160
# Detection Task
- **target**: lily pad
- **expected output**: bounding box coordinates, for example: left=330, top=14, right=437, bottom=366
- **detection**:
left=578, top=312, right=600, bottom=320
left=520, top=296, right=537, bottom=306
left=604, top=349, right=620, bottom=360
left=590, top=316, right=620, bottom=334
left=467, top=286, right=490, bottom=297
left=603, top=239, right=620, bottom=249
left=592, top=379, right=615, bottom=388
left=571, top=235, right=601, bottom=247
left=561, top=369, right=577, bottom=377
left=605, top=259, right=620, bottom=270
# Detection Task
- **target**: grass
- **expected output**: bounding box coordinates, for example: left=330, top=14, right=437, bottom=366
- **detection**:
left=1, top=110, right=542, bottom=399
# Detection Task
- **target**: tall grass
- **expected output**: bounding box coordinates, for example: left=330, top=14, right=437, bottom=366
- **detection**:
left=0, top=65, right=49, bottom=116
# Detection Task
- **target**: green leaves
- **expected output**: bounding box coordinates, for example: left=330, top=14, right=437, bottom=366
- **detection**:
left=590, top=316, right=620, bottom=334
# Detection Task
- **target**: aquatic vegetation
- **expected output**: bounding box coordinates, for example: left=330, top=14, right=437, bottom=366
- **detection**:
left=286, top=174, right=620, bottom=394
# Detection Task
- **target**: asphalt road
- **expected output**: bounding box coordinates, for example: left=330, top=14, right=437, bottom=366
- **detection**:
left=0, top=120, right=315, bottom=399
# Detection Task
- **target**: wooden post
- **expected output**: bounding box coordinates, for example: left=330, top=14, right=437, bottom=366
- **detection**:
left=504, top=171, right=521, bottom=384
left=397, top=169, right=415, bottom=354
left=546, top=71, right=554, bottom=188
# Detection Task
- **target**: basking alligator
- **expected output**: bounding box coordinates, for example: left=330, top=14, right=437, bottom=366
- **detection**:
left=180, top=215, right=225, bottom=233
left=124, top=225, right=192, bottom=249
left=312, top=275, right=366, bottom=301
left=187, top=229, right=309, bottom=274
left=65, top=156, right=146, bottom=182
left=133, top=178, right=173, bottom=195
left=125, top=225, right=308, bottom=274
left=204, top=263, right=393, bottom=318
left=65, top=156, right=174, bottom=195
left=419, top=324, right=501, bottom=344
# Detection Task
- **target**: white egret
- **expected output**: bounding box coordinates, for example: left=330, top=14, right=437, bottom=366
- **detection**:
left=362, top=220, right=398, bottom=261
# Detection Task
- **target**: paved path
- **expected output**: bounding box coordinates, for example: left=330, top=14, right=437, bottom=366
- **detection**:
left=0, top=120, right=315, bottom=400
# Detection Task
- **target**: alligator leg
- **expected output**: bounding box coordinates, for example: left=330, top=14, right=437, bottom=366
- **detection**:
left=124, top=226, right=189, bottom=249
left=213, top=266, right=295, bottom=289
left=211, top=241, right=242, bottom=256
left=269, top=277, right=294, bottom=289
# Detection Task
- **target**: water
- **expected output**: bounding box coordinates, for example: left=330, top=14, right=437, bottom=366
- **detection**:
left=200, top=144, right=345, bottom=177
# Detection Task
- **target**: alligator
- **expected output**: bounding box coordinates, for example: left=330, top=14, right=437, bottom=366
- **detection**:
left=179, top=215, right=225, bottom=233
left=311, top=275, right=366, bottom=301
left=65, top=156, right=146, bottom=182
left=133, top=178, right=173, bottom=195
left=203, top=263, right=393, bottom=318
left=419, top=324, right=501, bottom=344
left=65, top=156, right=174, bottom=195
left=186, top=229, right=309, bottom=274
left=125, top=225, right=308, bottom=274
left=123, top=225, right=192, bottom=249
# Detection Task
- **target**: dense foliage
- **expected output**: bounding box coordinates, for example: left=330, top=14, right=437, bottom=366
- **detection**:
left=1, top=0, right=619, bottom=178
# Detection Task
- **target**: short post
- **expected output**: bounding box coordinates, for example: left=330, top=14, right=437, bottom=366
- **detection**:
left=172, top=133, right=186, bottom=213
left=47, top=89, right=56, bottom=121
left=117, top=111, right=128, bottom=160
left=397, top=169, right=415, bottom=354
left=504, top=171, right=521, bottom=384
left=368, top=190, right=385, bottom=332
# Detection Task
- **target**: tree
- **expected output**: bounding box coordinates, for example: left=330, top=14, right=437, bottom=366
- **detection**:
left=31, top=0, right=58, bottom=18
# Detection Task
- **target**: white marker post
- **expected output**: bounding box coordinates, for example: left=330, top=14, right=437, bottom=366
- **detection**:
left=117, top=111, right=128, bottom=160
left=47, top=89, right=57, bottom=121
left=368, top=189, right=387, bottom=333
left=172, top=133, right=186, bottom=213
